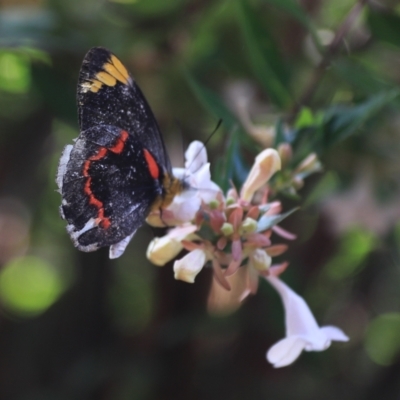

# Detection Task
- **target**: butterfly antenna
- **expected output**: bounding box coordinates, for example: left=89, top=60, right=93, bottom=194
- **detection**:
left=185, top=119, right=223, bottom=175
left=204, top=119, right=222, bottom=149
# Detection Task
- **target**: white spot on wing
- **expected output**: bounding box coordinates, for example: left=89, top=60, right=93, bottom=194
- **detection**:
left=109, top=231, right=136, bottom=259
left=56, top=145, right=74, bottom=192
left=128, top=203, right=140, bottom=214
left=66, top=218, right=99, bottom=252
left=59, top=205, right=65, bottom=219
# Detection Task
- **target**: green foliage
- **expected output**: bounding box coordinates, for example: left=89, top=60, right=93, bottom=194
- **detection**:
left=367, top=8, right=400, bottom=49
left=184, top=69, right=238, bottom=132
left=0, top=0, right=399, bottom=398
left=238, top=0, right=292, bottom=108
left=321, top=90, right=399, bottom=148
left=185, top=70, right=250, bottom=190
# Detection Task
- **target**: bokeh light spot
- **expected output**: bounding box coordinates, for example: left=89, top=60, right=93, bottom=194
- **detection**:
left=0, top=256, right=64, bottom=317
left=365, top=313, right=400, bottom=366
left=0, top=52, right=30, bottom=93
left=323, top=228, right=375, bottom=280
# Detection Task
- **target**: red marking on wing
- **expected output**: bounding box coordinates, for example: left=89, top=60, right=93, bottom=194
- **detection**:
left=82, top=147, right=111, bottom=229
left=91, top=147, right=107, bottom=161
left=143, top=149, right=159, bottom=179
left=109, top=130, right=129, bottom=154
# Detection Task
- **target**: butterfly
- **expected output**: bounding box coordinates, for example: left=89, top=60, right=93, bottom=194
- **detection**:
left=56, top=47, right=185, bottom=259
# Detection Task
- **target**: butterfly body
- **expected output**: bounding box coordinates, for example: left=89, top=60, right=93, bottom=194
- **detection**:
left=57, top=47, right=184, bottom=258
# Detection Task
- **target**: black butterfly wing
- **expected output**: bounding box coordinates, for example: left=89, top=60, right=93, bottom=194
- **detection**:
left=77, top=47, right=171, bottom=172
left=57, top=125, right=161, bottom=253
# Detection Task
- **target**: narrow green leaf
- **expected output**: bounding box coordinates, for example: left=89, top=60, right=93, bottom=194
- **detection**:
left=184, top=69, right=238, bottom=132
left=256, top=207, right=299, bottom=232
left=237, top=0, right=292, bottom=108
left=323, top=90, right=400, bottom=148
left=184, top=71, right=249, bottom=190
left=332, top=59, right=392, bottom=95
left=273, top=118, right=294, bottom=147
left=289, top=91, right=399, bottom=161
left=367, top=9, right=400, bottom=48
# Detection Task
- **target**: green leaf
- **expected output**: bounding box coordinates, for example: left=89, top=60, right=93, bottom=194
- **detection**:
left=294, top=107, right=315, bottom=129
left=184, top=71, right=250, bottom=190
left=322, top=90, right=400, bottom=148
left=256, top=207, right=299, bottom=232
left=273, top=118, right=297, bottom=147
left=332, top=59, right=392, bottom=95
left=367, top=8, right=400, bottom=48
left=184, top=69, right=238, bottom=132
left=289, top=91, right=399, bottom=162
left=237, top=0, right=292, bottom=108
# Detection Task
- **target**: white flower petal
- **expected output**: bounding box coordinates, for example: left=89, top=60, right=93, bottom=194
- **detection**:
left=241, top=149, right=281, bottom=202
left=304, top=333, right=330, bottom=351
left=249, top=249, right=271, bottom=272
left=320, top=326, right=349, bottom=342
left=163, top=141, right=221, bottom=224
left=146, top=236, right=183, bottom=266
left=184, top=141, right=207, bottom=173
left=109, top=232, right=135, bottom=259
left=166, top=224, right=198, bottom=240
left=173, top=249, right=207, bottom=283
left=266, top=276, right=320, bottom=337
left=267, top=336, right=307, bottom=368
left=265, top=276, right=349, bottom=367
left=172, top=167, right=186, bottom=180
left=167, top=194, right=201, bottom=223
left=190, top=163, right=220, bottom=203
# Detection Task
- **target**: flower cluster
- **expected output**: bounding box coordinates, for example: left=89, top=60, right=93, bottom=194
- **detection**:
left=146, top=141, right=348, bottom=367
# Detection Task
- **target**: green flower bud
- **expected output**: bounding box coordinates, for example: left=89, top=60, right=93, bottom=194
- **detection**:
left=239, top=217, right=258, bottom=235
left=221, top=222, right=234, bottom=236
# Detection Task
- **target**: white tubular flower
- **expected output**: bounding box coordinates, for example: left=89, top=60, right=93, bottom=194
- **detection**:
left=184, top=140, right=208, bottom=174
left=146, top=224, right=198, bottom=266
left=146, top=236, right=184, bottom=267
left=265, top=276, right=349, bottom=368
left=249, top=248, right=272, bottom=272
left=240, top=149, right=281, bottom=202
left=173, top=248, right=208, bottom=283
left=164, top=191, right=202, bottom=225
left=180, top=141, right=221, bottom=200
left=167, top=141, right=221, bottom=224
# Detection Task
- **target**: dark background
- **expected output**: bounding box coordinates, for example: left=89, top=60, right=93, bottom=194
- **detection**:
left=1, top=0, right=400, bottom=399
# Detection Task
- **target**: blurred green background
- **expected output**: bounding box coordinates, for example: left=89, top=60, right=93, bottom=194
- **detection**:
left=1, top=0, right=400, bottom=399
